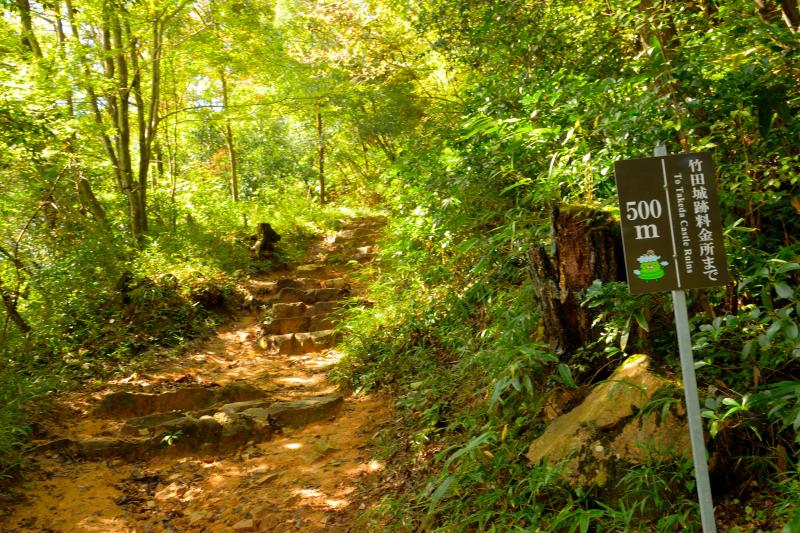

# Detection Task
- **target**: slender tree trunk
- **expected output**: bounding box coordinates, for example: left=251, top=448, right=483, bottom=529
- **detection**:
left=67, top=0, right=123, bottom=192
left=0, top=279, right=30, bottom=334
left=220, top=72, right=239, bottom=202
left=154, top=141, right=164, bottom=188
left=77, top=174, right=111, bottom=231
left=373, top=133, right=396, bottom=162
left=225, top=123, right=239, bottom=201
left=57, top=2, right=110, bottom=232
left=14, top=0, right=42, bottom=57
left=317, top=106, right=325, bottom=204
left=109, top=8, right=146, bottom=242
left=53, top=3, right=74, bottom=116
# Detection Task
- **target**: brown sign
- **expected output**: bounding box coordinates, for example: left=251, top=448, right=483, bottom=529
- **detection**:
left=614, top=152, right=730, bottom=294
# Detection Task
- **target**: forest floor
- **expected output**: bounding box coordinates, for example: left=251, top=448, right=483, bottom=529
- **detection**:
left=0, top=217, right=392, bottom=532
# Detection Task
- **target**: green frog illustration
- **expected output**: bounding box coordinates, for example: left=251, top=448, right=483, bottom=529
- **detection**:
left=634, top=250, right=668, bottom=281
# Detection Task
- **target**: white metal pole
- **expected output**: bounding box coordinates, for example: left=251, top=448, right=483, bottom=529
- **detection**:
left=655, top=144, right=717, bottom=533
left=672, top=289, right=717, bottom=533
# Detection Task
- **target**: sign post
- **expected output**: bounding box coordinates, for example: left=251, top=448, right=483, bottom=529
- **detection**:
left=614, top=146, right=730, bottom=533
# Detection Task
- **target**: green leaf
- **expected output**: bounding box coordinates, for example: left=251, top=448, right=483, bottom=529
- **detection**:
left=444, top=431, right=494, bottom=469
left=620, top=315, right=631, bottom=351
left=774, top=282, right=794, bottom=300
left=428, top=474, right=456, bottom=512
left=772, top=261, right=800, bottom=274
left=784, top=320, right=799, bottom=340
left=557, top=363, right=576, bottom=388
left=633, top=309, right=649, bottom=332
left=782, top=511, right=800, bottom=533
left=490, top=377, right=510, bottom=406
left=767, top=320, right=782, bottom=340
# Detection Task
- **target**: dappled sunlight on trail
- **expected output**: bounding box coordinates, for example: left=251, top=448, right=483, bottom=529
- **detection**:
left=1, top=217, right=390, bottom=532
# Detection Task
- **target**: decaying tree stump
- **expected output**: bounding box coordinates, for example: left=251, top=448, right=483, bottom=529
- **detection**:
left=251, top=222, right=281, bottom=258
left=528, top=205, right=625, bottom=354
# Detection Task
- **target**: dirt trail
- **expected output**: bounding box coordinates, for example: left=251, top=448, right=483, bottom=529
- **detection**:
left=1, top=217, right=391, bottom=533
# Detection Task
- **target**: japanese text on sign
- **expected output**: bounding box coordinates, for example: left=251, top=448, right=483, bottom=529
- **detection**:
left=614, top=152, right=730, bottom=294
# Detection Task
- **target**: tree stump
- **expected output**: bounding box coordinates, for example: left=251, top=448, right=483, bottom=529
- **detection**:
left=528, top=205, right=625, bottom=354
left=251, top=223, right=281, bottom=258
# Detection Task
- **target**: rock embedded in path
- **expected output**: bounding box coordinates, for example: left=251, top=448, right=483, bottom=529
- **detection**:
left=354, top=246, right=375, bottom=261
left=265, top=395, right=344, bottom=428
left=293, top=330, right=338, bottom=352
left=296, top=264, right=325, bottom=274
left=310, top=329, right=339, bottom=348
left=219, top=400, right=272, bottom=415
left=306, top=301, right=340, bottom=317
left=94, top=387, right=215, bottom=418
left=272, top=287, right=311, bottom=304
left=310, top=287, right=346, bottom=302
left=122, top=411, right=186, bottom=436
left=272, top=302, right=306, bottom=319
left=266, top=316, right=311, bottom=335
left=322, top=278, right=348, bottom=289
left=93, top=382, right=265, bottom=418
left=232, top=518, right=258, bottom=532
left=215, top=382, right=266, bottom=404
left=267, top=333, right=301, bottom=355
left=309, top=315, right=335, bottom=331
left=276, top=278, right=319, bottom=290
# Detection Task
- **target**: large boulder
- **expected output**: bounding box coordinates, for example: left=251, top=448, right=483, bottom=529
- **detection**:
left=526, top=354, right=690, bottom=488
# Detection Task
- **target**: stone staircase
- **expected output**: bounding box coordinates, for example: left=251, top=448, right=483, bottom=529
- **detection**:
left=29, top=216, right=386, bottom=462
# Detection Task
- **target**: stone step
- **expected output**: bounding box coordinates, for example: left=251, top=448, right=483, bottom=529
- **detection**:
left=272, top=300, right=344, bottom=319
left=92, top=382, right=265, bottom=419
left=260, top=395, right=343, bottom=429
left=322, top=277, right=348, bottom=289
left=265, top=314, right=337, bottom=335
left=36, top=396, right=344, bottom=460
left=309, top=315, right=335, bottom=331
left=266, top=316, right=310, bottom=335
left=296, top=263, right=325, bottom=274
left=263, top=330, right=339, bottom=355
left=272, top=302, right=306, bottom=319
left=242, top=277, right=349, bottom=307
left=307, top=300, right=341, bottom=316
left=270, top=287, right=346, bottom=306
left=276, top=277, right=319, bottom=290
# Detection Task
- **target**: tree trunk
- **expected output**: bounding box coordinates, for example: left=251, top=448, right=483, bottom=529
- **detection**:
left=14, top=0, right=42, bottom=57
left=77, top=174, right=110, bottom=231
left=220, top=72, right=239, bottom=202
left=528, top=205, right=626, bottom=354
left=317, top=107, right=325, bottom=204
left=109, top=9, right=146, bottom=242
left=781, top=0, right=800, bottom=31
left=153, top=141, right=164, bottom=188
left=57, top=2, right=109, bottom=232
left=66, top=0, right=123, bottom=193
left=0, top=279, right=30, bottom=334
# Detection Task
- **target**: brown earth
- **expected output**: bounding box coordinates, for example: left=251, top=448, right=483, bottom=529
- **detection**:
left=0, top=217, right=392, bottom=533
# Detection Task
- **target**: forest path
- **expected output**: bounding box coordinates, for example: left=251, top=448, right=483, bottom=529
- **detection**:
left=1, top=217, right=391, bottom=532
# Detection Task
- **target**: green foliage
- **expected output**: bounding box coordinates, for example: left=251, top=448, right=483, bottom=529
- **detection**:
left=0, top=371, right=56, bottom=478
left=583, top=280, right=661, bottom=356
left=336, top=0, right=800, bottom=530
left=160, top=429, right=183, bottom=447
